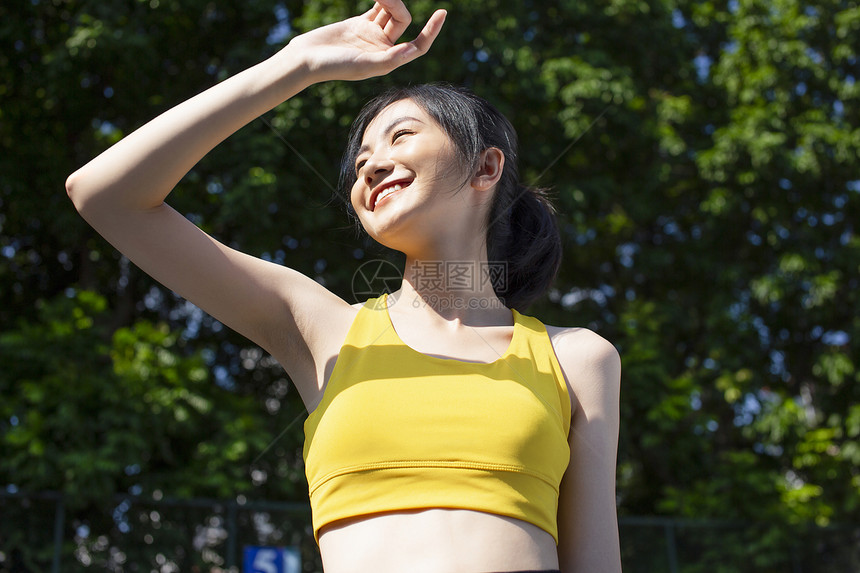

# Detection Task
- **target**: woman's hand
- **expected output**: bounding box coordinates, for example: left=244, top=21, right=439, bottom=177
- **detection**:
left=287, top=0, right=447, bottom=83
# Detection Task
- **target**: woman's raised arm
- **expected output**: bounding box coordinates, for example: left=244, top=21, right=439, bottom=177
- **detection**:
left=65, top=1, right=446, bottom=405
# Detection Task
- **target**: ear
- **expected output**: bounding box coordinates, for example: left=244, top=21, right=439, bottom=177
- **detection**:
left=471, top=147, right=505, bottom=191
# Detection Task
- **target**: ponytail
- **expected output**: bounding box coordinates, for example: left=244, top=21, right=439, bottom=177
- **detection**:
left=486, top=184, right=561, bottom=311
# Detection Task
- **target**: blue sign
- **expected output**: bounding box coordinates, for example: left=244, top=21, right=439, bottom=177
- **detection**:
left=243, top=546, right=301, bottom=573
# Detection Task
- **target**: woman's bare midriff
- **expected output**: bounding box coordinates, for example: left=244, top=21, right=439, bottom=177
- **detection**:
left=317, top=508, right=559, bottom=573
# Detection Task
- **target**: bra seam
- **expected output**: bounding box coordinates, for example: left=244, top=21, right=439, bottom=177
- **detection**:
left=306, top=297, right=392, bottom=421
left=517, top=316, right=573, bottom=433
left=309, top=460, right=558, bottom=495
left=540, top=326, right=573, bottom=433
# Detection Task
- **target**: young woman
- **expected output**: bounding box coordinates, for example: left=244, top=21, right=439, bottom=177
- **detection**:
left=66, top=2, right=622, bottom=571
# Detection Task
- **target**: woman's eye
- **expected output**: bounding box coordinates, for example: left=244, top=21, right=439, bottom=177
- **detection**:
left=355, top=160, right=366, bottom=175
left=392, top=129, right=413, bottom=142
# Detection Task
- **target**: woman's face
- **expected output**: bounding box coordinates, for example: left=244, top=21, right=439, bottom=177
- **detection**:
left=350, top=98, right=470, bottom=251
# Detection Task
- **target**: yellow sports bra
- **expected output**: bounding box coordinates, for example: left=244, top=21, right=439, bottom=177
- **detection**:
left=302, top=294, right=572, bottom=543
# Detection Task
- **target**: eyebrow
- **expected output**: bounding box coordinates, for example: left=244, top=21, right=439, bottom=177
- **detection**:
left=356, top=116, right=425, bottom=158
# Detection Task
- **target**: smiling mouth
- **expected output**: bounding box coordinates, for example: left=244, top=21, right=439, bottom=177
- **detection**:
left=372, top=181, right=412, bottom=211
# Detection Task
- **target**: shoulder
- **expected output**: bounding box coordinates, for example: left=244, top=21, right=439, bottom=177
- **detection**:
left=545, top=325, right=619, bottom=368
left=544, top=324, right=621, bottom=415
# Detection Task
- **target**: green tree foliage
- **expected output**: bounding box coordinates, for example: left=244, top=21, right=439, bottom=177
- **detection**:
left=1, top=0, right=857, bottom=569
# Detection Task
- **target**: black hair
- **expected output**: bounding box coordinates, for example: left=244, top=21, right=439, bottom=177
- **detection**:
left=338, top=83, right=561, bottom=311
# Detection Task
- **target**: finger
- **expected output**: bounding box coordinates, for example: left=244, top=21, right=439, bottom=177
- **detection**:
left=373, top=0, right=411, bottom=23
left=404, top=9, right=446, bottom=57
left=374, top=0, right=412, bottom=41
left=374, top=8, right=392, bottom=30
left=374, top=8, right=445, bottom=72
left=364, top=2, right=382, bottom=19
left=383, top=17, right=407, bottom=42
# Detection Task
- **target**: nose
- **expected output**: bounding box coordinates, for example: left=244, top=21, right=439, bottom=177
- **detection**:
left=363, top=155, right=395, bottom=188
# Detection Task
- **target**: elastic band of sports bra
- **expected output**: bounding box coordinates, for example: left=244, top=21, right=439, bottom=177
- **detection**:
left=309, top=459, right=558, bottom=495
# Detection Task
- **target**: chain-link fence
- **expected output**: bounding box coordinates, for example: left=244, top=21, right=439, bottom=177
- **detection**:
left=1, top=490, right=857, bottom=572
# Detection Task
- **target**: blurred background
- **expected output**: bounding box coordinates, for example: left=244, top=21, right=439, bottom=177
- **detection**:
left=1, top=0, right=858, bottom=570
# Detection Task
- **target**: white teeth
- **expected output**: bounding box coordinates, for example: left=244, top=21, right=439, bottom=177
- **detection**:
left=375, top=183, right=403, bottom=208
